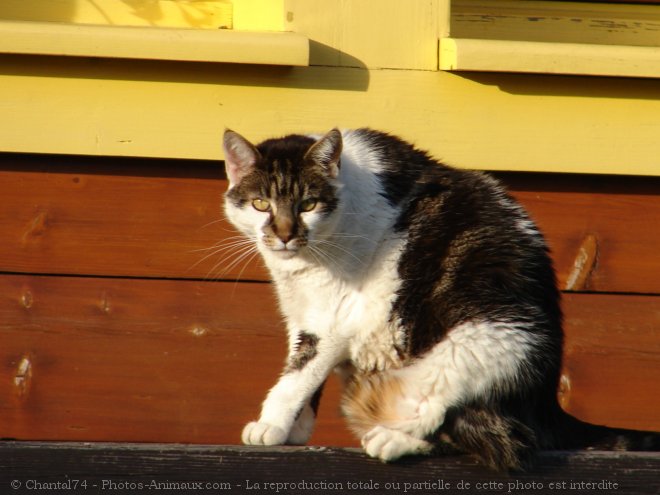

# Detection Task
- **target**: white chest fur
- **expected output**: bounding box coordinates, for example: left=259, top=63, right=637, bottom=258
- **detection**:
left=267, top=233, right=407, bottom=372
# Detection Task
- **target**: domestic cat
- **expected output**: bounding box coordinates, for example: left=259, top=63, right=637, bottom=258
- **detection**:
left=221, top=128, right=657, bottom=471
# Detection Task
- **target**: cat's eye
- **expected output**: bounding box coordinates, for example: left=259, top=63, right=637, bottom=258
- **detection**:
left=252, top=198, right=271, bottom=212
left=299, top=198, right=318, bottom=212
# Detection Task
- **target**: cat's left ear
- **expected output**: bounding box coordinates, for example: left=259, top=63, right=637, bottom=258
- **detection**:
left=305, top=128, right=342, bottom=179
left=223, top=129, right=261, bottom=187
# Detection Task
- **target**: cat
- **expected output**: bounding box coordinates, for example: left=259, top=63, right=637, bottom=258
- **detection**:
left=221, top=127, right=658, bottom=471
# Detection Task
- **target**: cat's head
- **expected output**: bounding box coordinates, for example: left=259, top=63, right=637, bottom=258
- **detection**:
left=223, top=128, right=343, bottom=259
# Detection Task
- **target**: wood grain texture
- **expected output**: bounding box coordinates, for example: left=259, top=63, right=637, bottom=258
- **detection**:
left=440, top=37, right=660, bottom=79
left=1, top=154, right=659, bottom=294
left=286, top=0, right=440, bottom=69
left=0, top=274, right=284, bottom=445
left=0, top=154, right=269, bottom=281
left=0, top=0, right=235, bottom=29
left=498, top=172, right=660, bottom=294
left=1, top=274, right=658, bottom=447
left=560, top=294, right=660, bottom=431
left=451, top=0, right=660, bottom=47
left=2, top=442, right=659, bottom=495
left=3, top=57, right=660, bottom=175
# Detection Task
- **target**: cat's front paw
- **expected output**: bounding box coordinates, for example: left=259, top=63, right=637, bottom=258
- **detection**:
left=242, top=421, right=288, bottom=446
left=286, top=403, right=316, bottom=445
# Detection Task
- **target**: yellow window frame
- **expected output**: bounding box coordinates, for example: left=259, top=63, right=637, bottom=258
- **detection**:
left=441, top=0, right=660, bottom=78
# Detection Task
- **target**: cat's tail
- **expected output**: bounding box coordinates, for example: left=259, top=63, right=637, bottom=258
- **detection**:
left=437, top=405, right=660, bottom=472
left=341, top=370, right=659, bottom=471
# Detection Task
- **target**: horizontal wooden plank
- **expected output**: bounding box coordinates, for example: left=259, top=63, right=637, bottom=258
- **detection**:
left=0, top=21, right=309, bottom=66
left=2, top=443, right=660, bottom=495
left=451, top=0, right=660, bottom=47
left=498, top=172, right=660, bottom=294
left=2, top=154, right=659, bottom=294
left=0, top=0, right=236, bottom=29
left=0, top=274, right=284, bottom=445
left=2, top=55, right=660, bottom=176
left=440, top=37, right=660, bottom=78
left=560, top=294, right=660, bottom=431
left=0, top=0, right=288, bottom=32
left=0, top=154, right=268, bottom=282
left=1, top=274, right=658, bottom=447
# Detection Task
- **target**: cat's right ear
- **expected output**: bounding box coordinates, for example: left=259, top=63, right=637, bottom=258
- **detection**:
left=223, top=129, right=261, bottom=187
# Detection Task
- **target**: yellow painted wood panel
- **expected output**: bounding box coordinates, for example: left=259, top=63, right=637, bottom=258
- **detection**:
left=0, top=0, right=442, bottom=69
left=285, top=0, right=442, bottom=70
left=451, top=0, right=660, bottom=47
left=0, top=21, right=308, bottom=66
left=440, top=38, right=660, bottom=78
left=1, top=55, right=659, bottom=175
left=0, top=0, right=287, bottom=31
left=233, top=0, right=285, bottom=31
left=0, top=0, right=234, bottom=29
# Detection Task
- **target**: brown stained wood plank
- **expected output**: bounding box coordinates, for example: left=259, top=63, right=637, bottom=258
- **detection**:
left=561, top=294, right=660, bottom=432
left=1, top=274, right=658, bottom=447
left=0, top=274, right=285, bottom=444
left=0, top=153, right=268, bottom=282
left=2, top=443, right=660, bottom=495
left=0, top=272, right=350, bottom=446
left=497, top=172, right=660, bottom=294
left=1, top=154, right=660, bottom=294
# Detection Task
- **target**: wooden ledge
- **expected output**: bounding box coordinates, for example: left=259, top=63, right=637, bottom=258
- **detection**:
left=0, top=20, right=309, bottom=66
left=440, top=38, right=660, bottom=79
left=1, top=442, right=659, bottom=494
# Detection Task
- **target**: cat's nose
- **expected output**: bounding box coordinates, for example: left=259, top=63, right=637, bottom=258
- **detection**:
left=277, top=231, right=294, bottom=244
left=272, top=213, right=295, bottom=244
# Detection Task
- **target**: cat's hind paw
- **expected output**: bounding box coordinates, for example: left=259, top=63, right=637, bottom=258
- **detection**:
left=242, top=421, right=288, bottom=446
left=361, top=426, right=432, bottom=462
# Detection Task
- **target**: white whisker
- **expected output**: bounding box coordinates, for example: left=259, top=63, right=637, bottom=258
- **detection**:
left=326, top=232, right=377, bottom=245
left=187, top=239, right=255, bottom=273
left=312, top=238, right=366, bottom=266
left=206, top=243, right=258, bottom=281
left=307, top=244, right=352, bottom=279
left=189, top=236, right=253, bottom=254
left=198, top=218, right=227, bottom=230
left=231, top=248, right=264, bottom=293
left=187, top=225, right=261, bottom=282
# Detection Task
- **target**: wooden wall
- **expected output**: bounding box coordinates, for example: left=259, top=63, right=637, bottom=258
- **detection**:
left=1, top=153, right=658, bottom=447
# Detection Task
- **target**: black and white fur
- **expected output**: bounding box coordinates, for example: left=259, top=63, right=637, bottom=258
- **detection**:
left=222, top=128, right=657, bottom=470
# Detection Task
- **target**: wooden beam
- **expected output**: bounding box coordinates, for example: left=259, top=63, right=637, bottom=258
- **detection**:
left=451, top=0, right=660, bottom=47
left=440, top=38, right=660, bottom=78
left=1, top=155, right=659, bottom=293
left=561, top=294, right=660, bottom=431
left=1, top=442, right=659, bottom=494
left=0, top=0, right=235, bottom=29
left=0, top=154, right=270, bottom=281
left=500, top=173, right=660, bottom=294
left=1, top=274, right=658, bottom=446
left=0, top=20, right=309, bottom=66
left=2, top=57, right=660, bottom=175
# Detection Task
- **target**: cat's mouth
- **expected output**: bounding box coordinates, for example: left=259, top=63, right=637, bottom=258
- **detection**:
left=271, top=249, right=299, bottom=259
left=262, top=237, right=306, bottom=259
